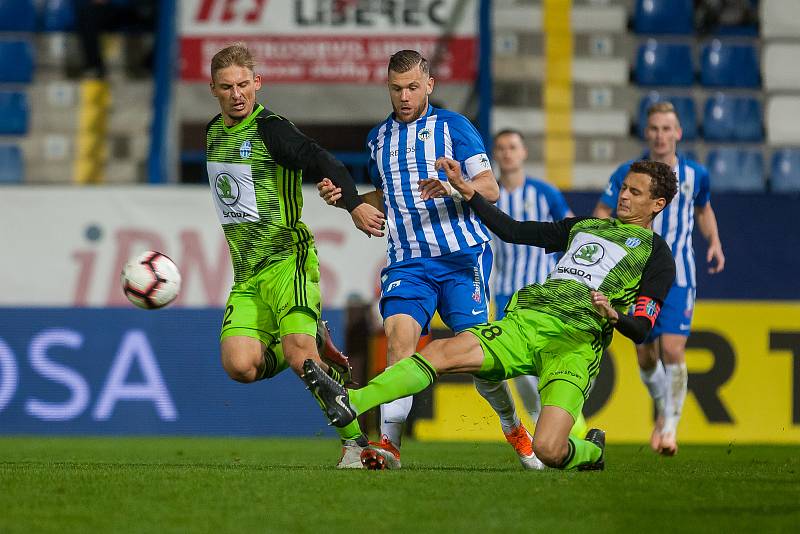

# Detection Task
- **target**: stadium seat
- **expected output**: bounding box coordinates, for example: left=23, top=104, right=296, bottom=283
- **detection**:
left=0, top=144, right=23, bottom=183
left=767, top=96, right=800, bottom=145
left=638, top=92, right=697, bottom=140
left=707, top=148, right=765, bottom=192
left=633, top=0, right=694, bottom=35
left=0, top=92, right=29, bottom=135
left=635, top=40, right=694, bottom=87
left=703, top=94, right=763, bottom=142
left=43, top=0, right=76, bottom=32
left=0, top=41, right=34, bottom=84
left=700, top=40, right=760, bottom=88
left=770, top=148, right=800, bottom=193
left=0, top=0, right=36, bottom=31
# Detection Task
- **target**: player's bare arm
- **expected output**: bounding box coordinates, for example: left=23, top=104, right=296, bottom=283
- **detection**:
left=419, top=158, right=499, bottom=202
left=694, top=203, right=725, bottom=274
left=317, top=179, right=385, bottom=237
left=318, top=179, right=384, bottom=213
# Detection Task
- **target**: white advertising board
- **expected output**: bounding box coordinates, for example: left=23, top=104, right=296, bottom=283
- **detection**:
left=0, top=186, right=386, bottom=308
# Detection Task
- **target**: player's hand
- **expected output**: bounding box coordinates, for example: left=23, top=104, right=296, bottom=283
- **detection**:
left=706, top=240, right=725, bottom=274
left=350, top=203, right=385, bottom=238
left=317, top=178, right=342, bottom=206
left=591, top=291, right=619, bottom=322
left=418, top=178, right=452, bottom=200
left=435, top=157, right=475, bottom=200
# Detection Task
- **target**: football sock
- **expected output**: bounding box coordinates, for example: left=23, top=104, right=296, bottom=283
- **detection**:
left=380, top=397, right=412, bottom=447
left=639, top=359, right=667, bottom=416
left=336, top=420, right=368, bottom=446
left=561, top=435, right=602, bottom=470
left=473, top=377, right=520, bottom=433
left=663, top=363, right=688, bottom=435
left=513, top=375, right=541, bottom=423
left=349, top=354, right=437, bottom=418
left=570, top=412, right=588, bottom=439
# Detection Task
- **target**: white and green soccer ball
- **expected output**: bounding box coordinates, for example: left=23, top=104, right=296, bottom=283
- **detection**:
left=121, top=251, right=182, bottom=309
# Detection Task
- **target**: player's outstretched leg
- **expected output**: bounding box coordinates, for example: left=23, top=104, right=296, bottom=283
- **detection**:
left=316, top=320, right=353, bottom=384
left=301, top=359, right=357, bottom=428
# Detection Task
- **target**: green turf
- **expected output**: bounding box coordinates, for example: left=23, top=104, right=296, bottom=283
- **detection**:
left=0, top=437, right=798, bottom=533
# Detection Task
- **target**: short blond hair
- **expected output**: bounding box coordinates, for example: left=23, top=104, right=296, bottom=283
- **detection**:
left=211, top=42, right=255, bottom=81
left=646, top=101, right=681, bottom=126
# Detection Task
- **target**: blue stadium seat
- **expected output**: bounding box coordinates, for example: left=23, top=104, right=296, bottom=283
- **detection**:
left=0, top=41, right=34, bottom=84
left=703, top=95, right=763, bottom=142
left=700, top=40, right=760, bottom=88
left=770, top=149, right=800, bottom=193
left=0, top=144, right=23, bottom=183
left=707, top=148, right=765, bottom=192
left=0, top=0, right=36, bottom=31
left=0, top=92, right=29, bottom=135
left=638, top=92, right=697, bottom=140
left=43, top=0, right=76, bottom=32
left=634, top=0, right=694, bottom=35
left=635, top=40, right=694, bottom=87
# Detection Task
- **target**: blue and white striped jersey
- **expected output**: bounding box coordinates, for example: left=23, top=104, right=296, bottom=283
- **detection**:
left=599, top=154, right=710, bottom=288
left=493, top=177, right=572, bottom=296
left=367, top=105, right=493, bottom=265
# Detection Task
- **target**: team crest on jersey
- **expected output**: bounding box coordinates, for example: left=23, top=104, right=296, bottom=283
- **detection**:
left=572, top=242, right=605, bottom=266
left=417, top=128, right=432, bottom=141
left=215, top=172, right=241, bottom=206
left=239, top=140, right=252, bottom=159
left=625, top=237, right=641, bottom=248
left=681, top=180, right=692, bottom=196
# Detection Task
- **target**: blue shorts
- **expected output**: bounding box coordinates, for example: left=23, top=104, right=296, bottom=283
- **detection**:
left=494, top=293, right=513, bottom=321
left=379, top=242, right=492, bottom=334
left=643, top=284, right=696, bottom=343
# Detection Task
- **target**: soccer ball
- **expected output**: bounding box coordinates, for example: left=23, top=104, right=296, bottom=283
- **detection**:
left=121, top=251, right=182, bottom=309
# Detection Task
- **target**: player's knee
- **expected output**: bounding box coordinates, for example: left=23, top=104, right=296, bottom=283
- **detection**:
left=533, top=437, right=568, bottom=468
left=636, top=346, right=659, bottom=370
left=221, top=350, right=261, bottom=383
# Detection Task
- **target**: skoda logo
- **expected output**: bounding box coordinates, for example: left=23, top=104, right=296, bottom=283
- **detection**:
left=215, top=173, right=240, bottom=206
left=572, top=242, right=605, bottom=266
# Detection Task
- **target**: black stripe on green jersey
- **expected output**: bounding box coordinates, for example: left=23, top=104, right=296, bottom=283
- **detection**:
left=411, top=354, right=438, bottom=383
left=294, top=246, right=308, bottom=308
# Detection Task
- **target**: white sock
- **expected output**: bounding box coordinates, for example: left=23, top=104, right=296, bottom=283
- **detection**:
left=639, top=359, right=667, bottom=417
left=663, top=363, right=688, bottom=436
left=473, top=377, right=520, bottom=433
left=512, top=375, right=541, bottom=423
left=380, top=396, right=413, bottom=447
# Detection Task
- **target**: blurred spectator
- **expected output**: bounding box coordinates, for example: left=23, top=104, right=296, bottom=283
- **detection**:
left=695, top=0, right=758, bottom=34
left=75, top=0, right=157, bottom=78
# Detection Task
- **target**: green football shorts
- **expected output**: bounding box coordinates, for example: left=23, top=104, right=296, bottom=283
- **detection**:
left=220, top=248, right=322, bottom=377
left=466, top=308, right=601, bottom=422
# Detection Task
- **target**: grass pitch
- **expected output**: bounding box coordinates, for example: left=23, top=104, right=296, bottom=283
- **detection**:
left=0, top=437, right=798, bottom=533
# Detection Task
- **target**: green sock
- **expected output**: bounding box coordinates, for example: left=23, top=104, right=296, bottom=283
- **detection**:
left=569, top=412, right=588, bottom=440
left=560, top=435, right=602, bottom=470
left=335, top=419, right=365, bottom=443
left=349, top=353, right=437, bottom=415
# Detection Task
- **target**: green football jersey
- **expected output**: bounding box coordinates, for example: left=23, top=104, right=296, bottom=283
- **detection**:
left=206, top=104, right=313, bottom=283
left=510, top=218, right=670, bottom=347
